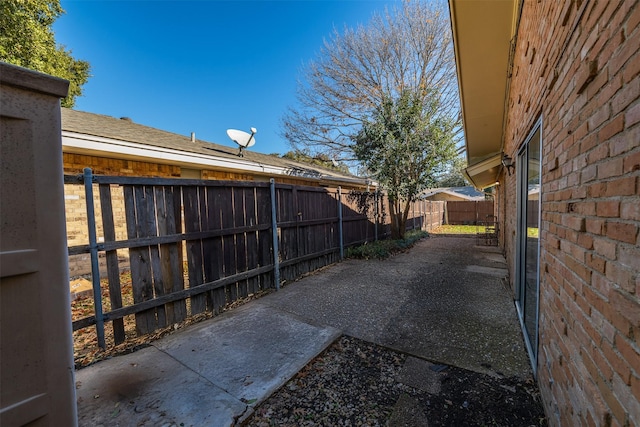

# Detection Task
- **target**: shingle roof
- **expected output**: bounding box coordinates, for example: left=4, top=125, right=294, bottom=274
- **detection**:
left=61, top=108, right=359, bottom=183
left=421, top=186, right=486, bottom=200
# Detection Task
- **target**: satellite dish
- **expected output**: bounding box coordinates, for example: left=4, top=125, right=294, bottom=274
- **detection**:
left=227, top=127, right=257, bottom=157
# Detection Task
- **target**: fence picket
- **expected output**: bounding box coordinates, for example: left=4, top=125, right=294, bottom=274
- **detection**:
left=167, top=186, right=187, bottom=322
left=258, top=186, right=274, bottom=291
left=143, top=186, right=167, bottom=328
left=124, top=185, right=156, bottom=335
left=154, top=186, right=177, bottom=327
left=244, top=188, right=259, bottom=295
left=99, top=184, right=125, bottom=344
left=183, top=186, right=206, bottom=315
left=203, top=186, right=224, bottom=313
left=219, top=187, right=237, bottom=302
left=234, top=187, right=248, bottom=298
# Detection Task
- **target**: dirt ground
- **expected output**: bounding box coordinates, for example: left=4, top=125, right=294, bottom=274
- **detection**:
left=247, top=335, right=547, bottom=426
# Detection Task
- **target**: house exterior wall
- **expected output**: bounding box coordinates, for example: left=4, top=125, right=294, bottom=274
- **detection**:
left=63, top=152, right=352, bottom=185
left=64, top=153, right=182, bottom=177
left=501, top=1, right=640, bottom=425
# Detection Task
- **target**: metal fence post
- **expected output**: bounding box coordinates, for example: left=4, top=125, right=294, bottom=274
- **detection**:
left=338, top=187, right=344, bottom=259
left=422, top=200, right=426, bottom=230
left=412, top=201, right=416, bottom=230
left=83, top=167, right=105, bottom=349
left=269, top=179, right=281, bottom=290
left=374, top=190, right=379, bottom=241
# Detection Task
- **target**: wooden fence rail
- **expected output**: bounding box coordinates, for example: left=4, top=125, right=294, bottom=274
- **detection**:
left=66, top=169, right=445, bottom=350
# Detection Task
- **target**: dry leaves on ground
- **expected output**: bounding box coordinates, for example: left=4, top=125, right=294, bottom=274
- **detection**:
left=247, top=336, right=547, bottom=427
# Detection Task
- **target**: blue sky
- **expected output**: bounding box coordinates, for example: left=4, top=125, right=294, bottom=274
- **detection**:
left=54, top=0, right=402, bottom=155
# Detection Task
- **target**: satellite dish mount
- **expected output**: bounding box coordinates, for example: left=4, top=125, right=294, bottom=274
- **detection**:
left=226, top=127, right=257, bottom=157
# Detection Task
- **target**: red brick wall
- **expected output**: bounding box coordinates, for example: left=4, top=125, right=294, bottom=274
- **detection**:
left=63, top=153, right=182, bottom=177
left=63, top=152, right=351, bottom=187
left=502, top=1, right=640, bottom=425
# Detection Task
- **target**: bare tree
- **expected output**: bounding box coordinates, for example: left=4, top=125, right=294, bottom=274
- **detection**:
left=281, top=0, right=461, bottom=238
left=281, top=0, right=459, bottom=163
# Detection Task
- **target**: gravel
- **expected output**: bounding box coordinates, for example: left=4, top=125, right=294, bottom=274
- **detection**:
left=246, top=336, right=547, bottom=427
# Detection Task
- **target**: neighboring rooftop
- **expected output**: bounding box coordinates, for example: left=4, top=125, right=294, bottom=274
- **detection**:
left=61, top=108, right=366, bottom=186
left=421, top=186, right=487, bottom=201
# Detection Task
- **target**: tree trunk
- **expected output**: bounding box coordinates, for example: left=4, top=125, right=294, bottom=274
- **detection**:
left=401, top=198, right=412, bottom=235
left=389, top=197, right=409, bottom=239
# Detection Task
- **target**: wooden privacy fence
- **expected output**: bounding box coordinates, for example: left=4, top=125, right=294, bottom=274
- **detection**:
left=67, top=169, right=445, bottom=350
left=527, top=200, right=540, bottom=228
left=446, top=200, right=494, bottom=225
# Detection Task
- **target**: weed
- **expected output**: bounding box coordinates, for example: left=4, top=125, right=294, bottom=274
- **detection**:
left=345, top=230, right=428, bottom=260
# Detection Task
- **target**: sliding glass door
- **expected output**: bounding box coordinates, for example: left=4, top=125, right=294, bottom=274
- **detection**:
left=515, top=119, right=542, bottom=373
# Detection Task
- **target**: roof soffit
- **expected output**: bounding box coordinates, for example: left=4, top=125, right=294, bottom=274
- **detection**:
left=449, top=0, right=519, bottom=169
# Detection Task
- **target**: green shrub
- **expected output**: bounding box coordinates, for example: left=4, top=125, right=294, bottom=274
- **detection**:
left=345, top=230, right=428, bottom=260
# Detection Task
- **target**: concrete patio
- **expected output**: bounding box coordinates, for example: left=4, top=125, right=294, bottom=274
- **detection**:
left=75, top=236, right=532, bottom=426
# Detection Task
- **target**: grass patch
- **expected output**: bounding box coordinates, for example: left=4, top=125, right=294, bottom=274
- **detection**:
left=430, top=224, right=479, bottom=235
left=345, top=230, right=429, bottom=260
